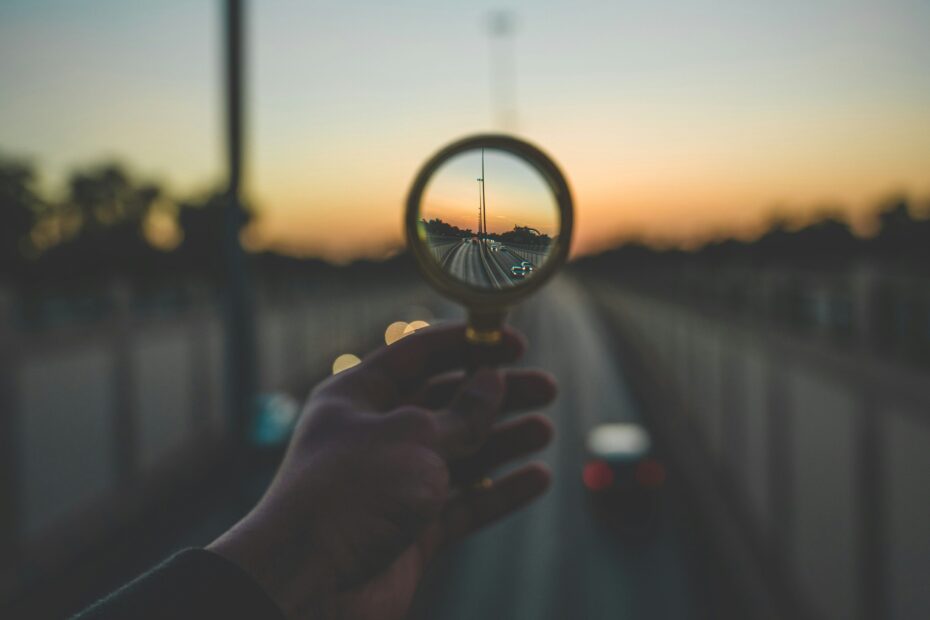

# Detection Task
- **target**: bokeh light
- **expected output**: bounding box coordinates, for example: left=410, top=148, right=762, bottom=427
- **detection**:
left=586, top=423, right=651, bottom=459
left=143, top=204, right=184, bottom=251
left=404, top=320, right=430, bottom=334
left=384, top=321, right=409, bottom=345
left=331, top=353, right=361, bottom=374
left=582, top=460, right=614, bottom=492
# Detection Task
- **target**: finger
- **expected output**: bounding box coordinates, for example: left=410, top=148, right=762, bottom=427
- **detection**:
left=323, top=323, right=525, bottom=410
left=449, top=414, right=554, bottom=485
left=435, top=368, right=505, bottom=459
left=440, top=463, right=551, bottom=547
left=414, top=369, right=558, bottom=412
left=369, top=322, right=524, bottom=389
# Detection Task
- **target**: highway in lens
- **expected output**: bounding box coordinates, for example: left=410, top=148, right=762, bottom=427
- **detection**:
left=435, top=239, right=542, bottom=288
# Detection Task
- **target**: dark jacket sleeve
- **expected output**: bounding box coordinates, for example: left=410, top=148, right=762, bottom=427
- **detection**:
left=72, top=548, right=286, bottom=620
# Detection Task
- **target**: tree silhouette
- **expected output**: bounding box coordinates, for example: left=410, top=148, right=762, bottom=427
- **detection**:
left=25, top=163, right=166, bottom=282
left=420, top=218, right=471, bottom=239
left=870, top=197, right=930, bottom=264
left=499, top=225, right=551, bottom=249
left=5, top=150, right=929, bottom=296
left=177, top=191, right=253, bottom=277
left=0, top=157, right=42, bottom=278
left=578, top=196, right=930, bottom=283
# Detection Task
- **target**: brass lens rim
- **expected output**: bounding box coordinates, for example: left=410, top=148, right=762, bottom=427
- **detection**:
left=405, top=133, right=574, bottom=310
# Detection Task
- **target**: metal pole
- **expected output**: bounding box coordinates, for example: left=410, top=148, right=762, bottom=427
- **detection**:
left=481, top=148, right=488, bottom=239
left=224, top=0, right=256, bottom=443
left=477, top=179, right=483, bottom=237
left=487, top=11, right=517, bottom=131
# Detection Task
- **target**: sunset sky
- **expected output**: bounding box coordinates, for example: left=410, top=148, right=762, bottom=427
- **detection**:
left=421, top=149, right=559, bottom=236
left=1, top=0, right=929, bottom=262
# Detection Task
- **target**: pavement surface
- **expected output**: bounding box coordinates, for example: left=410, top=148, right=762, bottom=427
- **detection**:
left=411, top=276, right=719, bottom=620
left=436, top=239, right=547, bottom=289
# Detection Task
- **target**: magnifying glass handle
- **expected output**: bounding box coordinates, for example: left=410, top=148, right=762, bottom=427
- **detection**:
left=465, top=307, right=507, bottom=345
left=464, top=307, right=509, bottom=372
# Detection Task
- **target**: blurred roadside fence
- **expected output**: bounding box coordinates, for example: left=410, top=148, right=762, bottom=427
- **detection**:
left=615, top=263, right=930, bottom=369
left=594, top=267, right=930, bottom=620
left=0, top=274, right=431, bottom=604
left=0, top=279, right=227, bottom=603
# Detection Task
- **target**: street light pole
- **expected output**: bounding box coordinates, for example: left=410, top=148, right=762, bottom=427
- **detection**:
left=224, top=0, right=256, bottom=444
left=477, top=148, right=487, bottom=240
left=487, top=11, right=517, bottom=131
left=477, top=179, right=484, bottom=238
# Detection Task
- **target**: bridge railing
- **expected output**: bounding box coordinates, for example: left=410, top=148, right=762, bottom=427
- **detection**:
left=426, top=238, right=460, bottom=265
left=0, top=277, right=431, bottom=603
left=599, top=283, right=930, bottom=620
left=500, top=244, right=548, bottom=265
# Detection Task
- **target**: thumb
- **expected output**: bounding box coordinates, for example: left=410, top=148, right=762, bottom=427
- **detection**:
left=436, top=367, right=505, bottom=459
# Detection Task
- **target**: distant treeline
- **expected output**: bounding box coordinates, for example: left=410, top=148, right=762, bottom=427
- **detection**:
left=0, top=155, right=241, bottom=287
left=420, top=217, right=472, bottom=239
left=0, top=155, right=420, bottom=292
left=421, top=218, right=553, bottom=248
left=3, top=154, right=928, bottom=292
left=575, top=198, right=930, bottom=274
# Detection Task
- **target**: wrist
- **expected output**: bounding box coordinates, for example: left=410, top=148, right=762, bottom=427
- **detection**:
left=207, top=510, right=338, bottom=619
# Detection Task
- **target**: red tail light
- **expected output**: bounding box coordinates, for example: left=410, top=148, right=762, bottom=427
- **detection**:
left=583, top=460, right=614, bottom=491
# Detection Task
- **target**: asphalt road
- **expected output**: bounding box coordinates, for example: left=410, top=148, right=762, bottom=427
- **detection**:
left=411, top=276, right=717, bottom=620
left=438, top=240, right=541, bottom=289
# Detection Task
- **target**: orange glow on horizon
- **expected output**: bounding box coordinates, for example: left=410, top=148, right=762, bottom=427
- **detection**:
left=6, top=2, right=928, bottom=264
left=241, top=93, right=930, bottom=263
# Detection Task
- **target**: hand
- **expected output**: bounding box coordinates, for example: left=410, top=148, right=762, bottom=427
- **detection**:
left=208, top=323, right=557, bottom=619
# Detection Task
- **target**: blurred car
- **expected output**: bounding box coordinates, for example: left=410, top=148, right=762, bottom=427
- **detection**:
left=510, top=265, right=526, bottom=278
left=520, top=260, right=534, bottom=272
left=583, top=423, right=666, bottom=536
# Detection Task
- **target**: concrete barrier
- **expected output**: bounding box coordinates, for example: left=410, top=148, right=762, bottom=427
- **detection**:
left=600, top=285, right=930, bottom=620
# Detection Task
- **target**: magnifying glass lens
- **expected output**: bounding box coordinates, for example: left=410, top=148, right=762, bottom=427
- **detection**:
left=406, top=134, right=573, bottom=343
left=417, top=147, right=560, bottom=290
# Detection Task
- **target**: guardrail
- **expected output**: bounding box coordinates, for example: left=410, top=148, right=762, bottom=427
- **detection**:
left=0, top=281, right=228, bottom=602
left=501, top=244, right=548, bottom=265
left=427, top=238, right=460, bottom=265
left=596, top=283, right=930, bottom=620
left=0, top=277, right=432, bottom=603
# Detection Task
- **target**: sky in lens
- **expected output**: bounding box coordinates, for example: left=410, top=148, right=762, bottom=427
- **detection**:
left=421, top=149, right=558, bottom=237
left=2, top=0, right=929, bottom=261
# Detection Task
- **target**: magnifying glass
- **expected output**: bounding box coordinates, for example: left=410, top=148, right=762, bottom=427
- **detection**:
left=405, top=134, right=573, bottom=344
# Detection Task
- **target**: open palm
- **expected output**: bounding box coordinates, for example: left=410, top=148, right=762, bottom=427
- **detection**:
left=210, top=323, right=556, bottom=620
